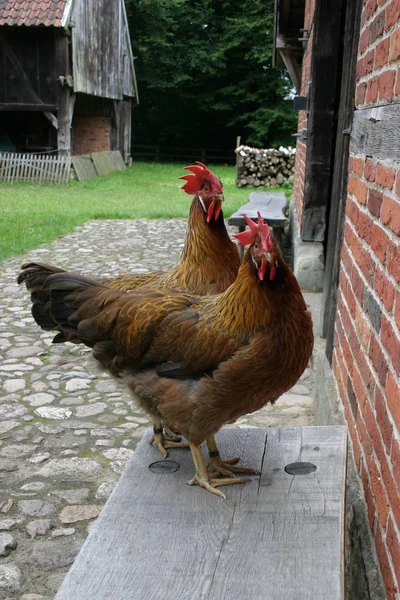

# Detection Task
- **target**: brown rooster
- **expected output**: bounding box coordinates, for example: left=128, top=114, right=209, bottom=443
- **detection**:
left=19, top=162, right=240, bottom=455
left=18, top=214, right=313, bottom=498
left=106, top=162, right=240, bottom=295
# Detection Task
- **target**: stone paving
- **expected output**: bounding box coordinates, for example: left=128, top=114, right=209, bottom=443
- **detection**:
left=0, top=219, right=319, bottom=599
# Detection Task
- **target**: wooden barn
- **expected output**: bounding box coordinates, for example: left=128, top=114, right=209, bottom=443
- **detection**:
left=0, top=0, right=138, bottom=163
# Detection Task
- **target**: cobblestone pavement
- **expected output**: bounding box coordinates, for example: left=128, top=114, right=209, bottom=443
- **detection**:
left=0, top=220, right=319, bottom=599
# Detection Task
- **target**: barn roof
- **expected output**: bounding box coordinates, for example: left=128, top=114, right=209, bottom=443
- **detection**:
left=0, top=0, right=71, bottom=27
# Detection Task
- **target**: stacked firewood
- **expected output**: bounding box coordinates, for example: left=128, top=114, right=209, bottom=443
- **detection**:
left=235, top=145, right=296, bottom=187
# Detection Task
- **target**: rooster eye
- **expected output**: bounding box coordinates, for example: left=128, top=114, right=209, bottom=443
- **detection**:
left=204, top=186, right=209, bottom=193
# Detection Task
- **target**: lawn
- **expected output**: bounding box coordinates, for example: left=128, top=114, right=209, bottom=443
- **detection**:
left=0, top=162, right=292, bottom=263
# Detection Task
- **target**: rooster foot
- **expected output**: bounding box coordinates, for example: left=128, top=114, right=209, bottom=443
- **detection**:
left=187, top=473, right=246, bottom=499
left=207, top=455, right=258, bottom=479
left=149, top=427, right=189, bottom=458
left=164, top=426, right=182, bottom=443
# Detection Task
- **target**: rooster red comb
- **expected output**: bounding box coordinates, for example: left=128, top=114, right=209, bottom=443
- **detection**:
left=234, top=212, right=272, bottom=250
left=179, top=162, right=223, bottom=195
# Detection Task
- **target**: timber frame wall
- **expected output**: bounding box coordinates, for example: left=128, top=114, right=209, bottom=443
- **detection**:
left=293, top=0, right=400, bottom=597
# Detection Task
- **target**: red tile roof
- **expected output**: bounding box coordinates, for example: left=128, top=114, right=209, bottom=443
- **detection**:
left=0, top=0, right=69, bottom=27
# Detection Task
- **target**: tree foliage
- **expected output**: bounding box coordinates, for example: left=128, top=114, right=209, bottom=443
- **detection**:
left=126, top=0, right=297, bottom=149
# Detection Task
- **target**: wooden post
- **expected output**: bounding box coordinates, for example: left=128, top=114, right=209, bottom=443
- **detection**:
left=57, top=88, right=75, bottom=156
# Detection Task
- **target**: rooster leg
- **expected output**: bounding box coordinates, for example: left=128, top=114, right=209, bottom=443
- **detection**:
left=187, top=443, right=247, bottom=499
left=149, top=420, right=189, bottom=458
left=206, top=435, right=258, bottom=478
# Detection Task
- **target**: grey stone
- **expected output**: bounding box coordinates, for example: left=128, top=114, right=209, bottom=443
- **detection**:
left=35, top=406, right=72, bottom=420
left=26, top=392, right=55, bottom=407
left=59, top=504, right=101, bottom=523
left=0, top=518, right=23, bottom=531
left=52, top=488, right=89, bottom=505
left=0, top=532, right=17, bottom=556
left=38, top=457, right=103, bottom=481
left=0, top=564, right=21, bottom=592
left=51, top=527, right=75, bottom=538
left=18, top=500, right=55, bottom=517
left=46, top=572, right=67, bottom=593
left=2, top=378, right=25, bottom=393
left=290, top=202, right=324, bottom=292
left=29, top=539, right=82, bottom=571
left=6, top=346, right=40, bottom=359
left=20, top=482, right=47, bottom=492
left=65, top=378, right=92, bottom=392
left=29, top=453, right=51, bottom=464
left=95, top=380, right=119, bottom=393
left=95, top=480, right=117, bottom=500
left=103, top=447, right=134, bottom=461
left=0, top=499, right=13, bottom=513
left=0, top=404, right=27, bottom=419
left=0, top=444, right=36, bottom=458
left=26, top=519, right=52, bottom=539
left=75, top=402, right=107, bottom=418
left=37, top=424, right=64, bottom=434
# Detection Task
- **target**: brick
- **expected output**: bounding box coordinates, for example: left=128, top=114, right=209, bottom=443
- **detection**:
left=392, top=439, right=400, bottom=490
left=395, top=291, right=400, bottom=331
left=375, top=37, right=390, bottom=68
left=365, top=48, right=375, bottom=75
left=389, top=27, right=400, bottom=62
left=380, top=450, right=400, bottom=532
left=359, top=25, right=371, bottom=54
left=364, top=158, right=376, bottom=182
left=387, top=240, right=400, bottom=283
left=367, top=188, right=383, bottom=216
left=387, top=518, right=400, bottom=590
left=366, top=76, right=379, bottom=103
left=347, top=375, right=358, bottom=419
left=356, top=57, right=365, bottom=81
left=369, top=454, right=390, bottom=528
left=378, top=70, right=396, bottom=99
left=355, top=303, right=371, bottom=349
left=356, top=81, right=367, bottom=105
left=386, top=371, right=400, bottom=431
left=396, top=173, right=400, bottom=195
left=374, top=266, right=395, bottom=312
left=376, top=163, right=395, bottom=190
left=370, top=10, right=385, bottom=43
left=370, top=223, right=390, bottom=264
left=348, top=175, right=368, bottom=204
left=380, top=315, right=400, bottom=373
left=385, top=0, right=400, bottom=31
left=396, top=73, right=400, bottom=97
left=351, top=157, right=364, bottom=176
left=346, top=197, right=359, bottom=228
left=363, top=288, right=382, bottom=332
left=381, top=195, right=400, bottom=235
left=375, top=386, right=393, bottom=454
left=369, top=334, right=388, bottom=385
left=363, top=0, right=378, bottom=22
left=375, top=525, right=398, bottom=600
left=352, top=268, right=365, bottom=306
left=352, top=365, right=368, bottom=411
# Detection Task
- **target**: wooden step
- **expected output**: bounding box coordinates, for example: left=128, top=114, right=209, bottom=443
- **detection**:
left=56, top=426, right=347, bottom=600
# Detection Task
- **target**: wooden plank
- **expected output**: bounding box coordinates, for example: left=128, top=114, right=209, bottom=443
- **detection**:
left=71, top=155, right=98, bottom=181
left=91, top=151, right=115, bottom=177
left=56, top=426, right=347, bottom=600
left=350, top=104, right=400, bottom=162
left=107, top=150, right=126, bottom=171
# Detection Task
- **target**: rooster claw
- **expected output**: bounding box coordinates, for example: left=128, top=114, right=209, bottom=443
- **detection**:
left=207, top=456, right=258, bottom=479
left=149, top=431, right=189, bottom=458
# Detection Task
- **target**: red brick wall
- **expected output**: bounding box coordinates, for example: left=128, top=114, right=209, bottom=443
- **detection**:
left=332, top=1, right=400, bottom=598
left=72, top=116, right=111, bottom=155
left=292, top=0, right=315, bottom=227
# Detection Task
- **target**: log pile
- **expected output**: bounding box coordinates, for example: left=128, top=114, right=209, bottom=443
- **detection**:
left=235, top=145, right=296, bottom=188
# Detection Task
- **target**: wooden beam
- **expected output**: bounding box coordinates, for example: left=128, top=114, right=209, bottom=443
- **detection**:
left=277, top=46, right=302, bottom=94
left=43, top=112, right=59, bottom=130
left=300, top=0, right=347, bottom=242
left=350, top=104, right=400, bottom=162
left=0, top=103, right=58, bottom=111
left=57, top=89, right=75, bottom=156
left=321, top=0, right=363, bottom=361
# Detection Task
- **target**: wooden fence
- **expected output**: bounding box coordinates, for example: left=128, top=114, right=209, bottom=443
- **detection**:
left=131, top=144, right=235, bottom=165
left=0, top=153, right=71, bottom=184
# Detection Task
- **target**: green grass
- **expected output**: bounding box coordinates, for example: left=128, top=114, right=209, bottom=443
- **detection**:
left=0, top=162, right=292, bottom=262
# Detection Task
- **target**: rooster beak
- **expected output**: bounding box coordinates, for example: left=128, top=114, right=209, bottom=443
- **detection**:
left=258, top=252, right=276, bottom=281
